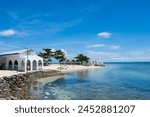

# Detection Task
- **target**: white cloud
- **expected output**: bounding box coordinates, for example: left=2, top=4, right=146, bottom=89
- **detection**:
left=87, top=44, right=106, bottom=48
left=48, top=18, right=83, bottom=33
left=110, top=45, right=120, bottom=50
left=0, top=29, right=17, bottom=37
left=61, top=49, right=65, bottom=52
left=0, top=29, right=28, bottom=37
left=87, top=44, right=120, bottom=50
left=97, top=32, right=112, bottom=38
left=86, top=51, right=114, bottom=56
left=130, top=52, right=144, bottom=56
left=0, top=41, right=21, bottom=51
left=8, top=11, right=19, bottom=20
left=85, top=50, right=150, bottom=62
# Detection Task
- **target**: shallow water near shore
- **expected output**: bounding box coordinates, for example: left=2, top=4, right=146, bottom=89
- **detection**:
left=29, top=62, right=150, bottom=100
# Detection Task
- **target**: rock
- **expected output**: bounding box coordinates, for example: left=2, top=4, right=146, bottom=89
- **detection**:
left=0, top=70, right=62, bottom=100
left=0, top=78, right=4, bottom=83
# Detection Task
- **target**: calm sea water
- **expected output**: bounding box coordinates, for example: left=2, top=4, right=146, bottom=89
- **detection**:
left=30, top=62, right=150, bottom=100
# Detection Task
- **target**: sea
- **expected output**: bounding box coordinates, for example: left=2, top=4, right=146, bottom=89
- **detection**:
left=29, top=62, right=150, bottom=100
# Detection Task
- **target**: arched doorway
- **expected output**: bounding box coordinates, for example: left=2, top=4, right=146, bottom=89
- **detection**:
left=26, top=60, right=31, bottom=70
left=14, top=60, right=18, bottom=70
left=8, top=60, right=12, bottom=70
left=32, top=60, right=37, bottom=70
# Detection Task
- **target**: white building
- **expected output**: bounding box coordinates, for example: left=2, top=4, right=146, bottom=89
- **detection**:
left=0, top=49, right=43, bottom=72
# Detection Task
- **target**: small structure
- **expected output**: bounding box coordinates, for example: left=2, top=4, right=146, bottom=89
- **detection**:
left=89, top=58, right=104, bottom=65
left=0, top=49, right=43, bottom=72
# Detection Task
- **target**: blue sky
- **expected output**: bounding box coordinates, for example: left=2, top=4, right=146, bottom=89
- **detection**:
left=0, top=0, right=150, bottom=62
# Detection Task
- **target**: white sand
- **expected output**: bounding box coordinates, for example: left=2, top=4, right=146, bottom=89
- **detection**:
left=0, top=64, right=101, bottom=77
left=0, top=70, right=23, bottom=77
left=43, top=64, right=101, bottom=73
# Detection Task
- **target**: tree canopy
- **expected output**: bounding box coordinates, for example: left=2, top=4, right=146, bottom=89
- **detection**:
left=38, top=48, right=55, bottom=66
left=39, top=48, right=66, bottom=66
left=74, top=54, right=90, bottom=65
left=39, top=48, right=90, bottom=66
left=54, top=50, right=66, bottom=64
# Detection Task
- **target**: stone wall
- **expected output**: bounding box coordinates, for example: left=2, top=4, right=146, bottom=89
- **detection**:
left=0, top=70, right=62, bottom=100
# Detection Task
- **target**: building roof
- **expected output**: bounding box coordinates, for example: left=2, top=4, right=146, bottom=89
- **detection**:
left=0, top=49, right=33, bottom=56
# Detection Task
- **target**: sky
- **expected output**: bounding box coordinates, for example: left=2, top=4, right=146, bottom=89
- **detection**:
left=0, top=0, right=150, bottom=62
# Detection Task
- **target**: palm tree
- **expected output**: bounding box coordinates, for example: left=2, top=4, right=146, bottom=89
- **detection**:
left=54, top=50, right=66, bottom=65
left=38, top=48, right=55, bottom=66
left=74, top=54, right=90, bottom=65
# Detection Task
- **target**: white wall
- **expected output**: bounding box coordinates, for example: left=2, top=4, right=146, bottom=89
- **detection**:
left=4, top=54, right=43, bottom=72
left=6, top=54, right=20, bottom=70
left=24, top=55, right=43, bottom=72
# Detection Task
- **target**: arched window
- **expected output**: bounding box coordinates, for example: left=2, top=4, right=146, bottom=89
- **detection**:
left=26, top=60, right=31, bottom=70
left=8, top=60, right=12, bottom=70
left=32, top=60, right=37, bottom=70
left=14, top=60, right=18, bottom=70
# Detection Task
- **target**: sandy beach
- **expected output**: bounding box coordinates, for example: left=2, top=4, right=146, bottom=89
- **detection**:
left=0, top=70, right=23, bottom=77
left=0, top=64, right=101, bottom=77
left=43, top=64, right=101, bottom=73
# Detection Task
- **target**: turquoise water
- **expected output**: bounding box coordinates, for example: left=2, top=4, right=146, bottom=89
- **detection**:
left=30, top=63, right=150, bottom=100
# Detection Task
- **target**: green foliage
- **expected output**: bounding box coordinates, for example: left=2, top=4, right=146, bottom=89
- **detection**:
left=38, top=48, right=66, bottom=66
left=39, top=48, right=89, bottom=66
left=54, top=50, right=66, bottom=64
left=75, top=54, right=90, bottom=65
left=38, top=48, right=54, bottom=66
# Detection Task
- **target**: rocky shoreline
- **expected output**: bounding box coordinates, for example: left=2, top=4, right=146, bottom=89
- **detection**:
left=0, top=70, right=63, bottom=100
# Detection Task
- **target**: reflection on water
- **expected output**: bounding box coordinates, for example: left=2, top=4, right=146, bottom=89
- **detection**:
left=75, top=70, right=90, bottom=80
left=29, top=75, right=65, bottom=99
left=29, top=63, right=150, bottom=100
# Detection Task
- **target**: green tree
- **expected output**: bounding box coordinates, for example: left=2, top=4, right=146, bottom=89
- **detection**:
left=84, top=56, right=90, bottom=64
left=74, top=54, right=90, bottom=65
left=38, top=48, right=55, bottom=66
left=54, top=50, right=66, bottom=65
